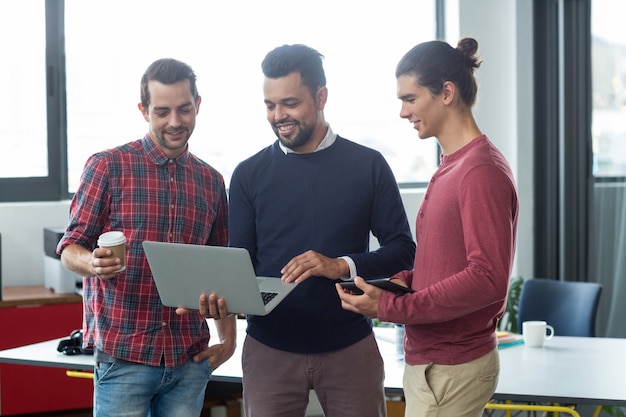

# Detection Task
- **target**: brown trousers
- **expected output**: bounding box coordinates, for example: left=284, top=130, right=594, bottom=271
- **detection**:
left=242, top=333, right=387, bottom=417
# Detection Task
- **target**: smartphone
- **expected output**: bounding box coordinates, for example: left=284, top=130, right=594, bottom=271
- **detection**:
left=339, top=277, right=414, bottom=295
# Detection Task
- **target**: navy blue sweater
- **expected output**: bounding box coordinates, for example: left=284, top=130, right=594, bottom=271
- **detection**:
left=229, top=136, right=415, bottom=353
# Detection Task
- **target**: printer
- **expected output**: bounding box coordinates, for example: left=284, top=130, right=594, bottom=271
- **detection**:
left=44, top=227, right=82, bottom=294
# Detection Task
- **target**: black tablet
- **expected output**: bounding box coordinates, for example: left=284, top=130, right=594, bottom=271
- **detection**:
left=339, top=278, right=414, bottom=295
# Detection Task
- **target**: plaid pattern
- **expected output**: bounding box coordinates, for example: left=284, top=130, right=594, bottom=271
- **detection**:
left=58, top=135, right=228, bottom=367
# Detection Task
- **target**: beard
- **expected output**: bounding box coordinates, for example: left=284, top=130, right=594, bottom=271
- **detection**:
left=153, top=127, right=190, bottom=151
left=272, top=120, right=315, bottom=151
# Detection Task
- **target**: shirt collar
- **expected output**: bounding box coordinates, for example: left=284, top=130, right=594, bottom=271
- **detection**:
left=278, top=124, right=337, bottom=154
left=142, top=134, right=190, bottom=166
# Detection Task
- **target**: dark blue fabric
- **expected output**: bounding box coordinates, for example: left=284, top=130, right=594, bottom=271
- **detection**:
left=517, top=278, right=602, bottom=337
left=229, top=137, right=415, bottom=353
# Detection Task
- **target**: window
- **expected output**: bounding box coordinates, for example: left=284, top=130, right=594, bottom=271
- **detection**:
left=0, top=1, right=47, bottom=179
left=64, top=0, right=437, bottom=192
left=589, top=0, right=626, bottom=337
left=591, top=0, right=626, bottom=178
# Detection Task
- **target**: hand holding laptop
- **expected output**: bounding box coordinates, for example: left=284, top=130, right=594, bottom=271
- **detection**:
left=175, top=292, right=232, bottom=319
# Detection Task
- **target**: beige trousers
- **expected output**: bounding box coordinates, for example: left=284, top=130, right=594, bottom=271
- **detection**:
left=403, top=348, right=499, bottom=417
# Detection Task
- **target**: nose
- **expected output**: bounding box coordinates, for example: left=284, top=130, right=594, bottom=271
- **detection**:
left=399, top=103, right=411, bottom=120
left=168, top=112, right=182, bottom=127
left=273, top=105, right=287, bottom=122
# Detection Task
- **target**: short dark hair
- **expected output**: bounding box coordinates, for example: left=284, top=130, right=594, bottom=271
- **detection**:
left=140, top=58, right=199, bottom=109
left=261, top=44, right=326, bottom=97
left=396, top=38, right=482, bottom=107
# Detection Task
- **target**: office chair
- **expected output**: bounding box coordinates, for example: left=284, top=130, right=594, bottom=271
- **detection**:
left=517, top=278, right=602, bottom=337
left=485, top=278, right=603, bottom=417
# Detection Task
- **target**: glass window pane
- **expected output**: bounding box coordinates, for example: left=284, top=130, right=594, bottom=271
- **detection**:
left=0, top=1, right=47, bottom=178
left=591, top=0, right=626, bottom=177
left=65, top=0, right=437, bottom=192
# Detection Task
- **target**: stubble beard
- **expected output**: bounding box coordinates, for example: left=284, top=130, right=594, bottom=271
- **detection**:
left=274, top=122, right=315, bottom=151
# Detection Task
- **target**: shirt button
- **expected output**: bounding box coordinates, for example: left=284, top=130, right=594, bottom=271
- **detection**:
left=162, top=322, right=168, bottom=327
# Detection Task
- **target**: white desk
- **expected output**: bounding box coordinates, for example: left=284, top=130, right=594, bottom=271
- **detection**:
left=0, top=337, right=93, bottom=371
left=2, top=324, right=626, bottom=407
left=493, top=336, right=626, bottom=406
left=0, top=322, right=399, bottom=383
left=379, top=334, right=626, bottom=407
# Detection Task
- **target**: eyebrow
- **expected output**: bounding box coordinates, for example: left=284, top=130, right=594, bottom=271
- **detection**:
left=153, top=102, right=194, bottom=111
left=398, top=93, right=416, bottom=101
left=264, top=96, right=300, bottom=105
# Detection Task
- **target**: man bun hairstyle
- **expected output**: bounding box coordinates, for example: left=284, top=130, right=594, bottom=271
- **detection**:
left=396, top=37, right=482, bottom=107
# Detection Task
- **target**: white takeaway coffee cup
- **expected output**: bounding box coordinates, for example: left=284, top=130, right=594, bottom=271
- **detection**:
left=97, top=231, right=126, bottom=271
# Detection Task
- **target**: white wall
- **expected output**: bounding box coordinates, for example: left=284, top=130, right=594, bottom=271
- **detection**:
left=0, top=201, right=72, bottom=287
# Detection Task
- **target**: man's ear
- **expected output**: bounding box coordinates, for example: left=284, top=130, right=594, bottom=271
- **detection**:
left=138, top=103, right=149, bottom=122
left=441, top=81, right=456, bottom=105
left=316, top=86, right=328, bottom=110
left=195, top=96, right=202, bottom=114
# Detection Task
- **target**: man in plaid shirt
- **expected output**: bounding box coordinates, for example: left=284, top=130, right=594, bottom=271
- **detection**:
left=57, top=58, right=235, bottom=417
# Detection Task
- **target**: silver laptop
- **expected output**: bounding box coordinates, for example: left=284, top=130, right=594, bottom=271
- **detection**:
left=142, top=241, right=296, bottom=316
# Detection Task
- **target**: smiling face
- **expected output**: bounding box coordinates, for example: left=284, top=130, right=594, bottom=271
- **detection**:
left=263, top=72, right=327, bottom=153
left=139, top=79, right=200, bottom=159
left=396, top=74, right=445, bottom=140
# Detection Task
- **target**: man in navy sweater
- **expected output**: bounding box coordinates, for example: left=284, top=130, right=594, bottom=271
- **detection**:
left=228, top=44, right=415, bottom=417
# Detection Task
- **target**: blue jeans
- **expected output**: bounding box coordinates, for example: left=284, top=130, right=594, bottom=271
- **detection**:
left=93, top=359, right=213, bottom=417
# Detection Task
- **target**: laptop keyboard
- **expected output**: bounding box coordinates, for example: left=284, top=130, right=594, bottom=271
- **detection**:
left=261, top=292, right=279, bottom=305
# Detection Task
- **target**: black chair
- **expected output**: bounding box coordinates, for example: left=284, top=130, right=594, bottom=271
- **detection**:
left=517, top=278, right=603, bottom=337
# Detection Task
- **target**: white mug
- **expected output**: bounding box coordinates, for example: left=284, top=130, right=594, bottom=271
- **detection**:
left=522, top=320, right=555, bottom=347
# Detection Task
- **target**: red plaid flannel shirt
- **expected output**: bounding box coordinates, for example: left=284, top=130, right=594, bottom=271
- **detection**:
left=58, top=136, right=228, bottom=366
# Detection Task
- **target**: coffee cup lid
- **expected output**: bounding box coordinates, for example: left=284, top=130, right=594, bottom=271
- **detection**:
left=98, top=231, right=126, bottom=247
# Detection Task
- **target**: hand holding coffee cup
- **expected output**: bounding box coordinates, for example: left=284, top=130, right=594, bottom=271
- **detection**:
left=522, top=320, right=554, bottom=347
left=97, top=231, right=127, bottom=273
